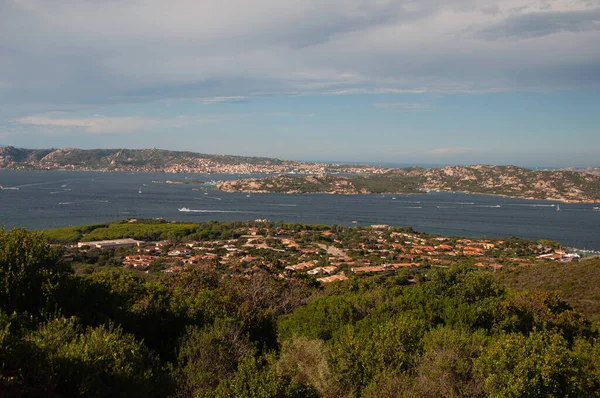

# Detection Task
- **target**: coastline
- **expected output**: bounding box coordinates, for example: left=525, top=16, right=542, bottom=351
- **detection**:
left=215, top=186, right=600, bottom=204
left=2, top=168, right=599, bottom=203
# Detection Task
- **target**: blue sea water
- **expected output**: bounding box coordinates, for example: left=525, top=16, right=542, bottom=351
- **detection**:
left=1, top=170, right=599, bottom=249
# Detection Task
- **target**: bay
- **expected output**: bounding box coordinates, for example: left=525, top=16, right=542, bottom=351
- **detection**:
left=1, top=170, right=599, bottom=250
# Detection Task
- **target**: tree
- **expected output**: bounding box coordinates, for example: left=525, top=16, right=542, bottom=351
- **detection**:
left=4, top=317, right=167, bottom=397
left=410, top=326, right=487, bottom=397
left=215, top=354, right=318, bottom=398
left=277, top=337, right=340, bottom=397
left=175, top=318, right=254, bottom=397
left=0, top=228, right=71, bottom=315
left=477, top=329, right=593, bottom=397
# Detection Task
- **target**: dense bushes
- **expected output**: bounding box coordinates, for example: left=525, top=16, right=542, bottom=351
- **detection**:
left=2, top=227, right=600, bottom=397
left=276, top=266, right=599, bottom=397
left=0, top=228, right=71, bottom=315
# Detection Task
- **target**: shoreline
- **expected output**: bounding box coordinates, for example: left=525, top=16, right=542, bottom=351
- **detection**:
left=215, top=187, right=600, bottom=204
left=2, top=168, right=599, bottom=203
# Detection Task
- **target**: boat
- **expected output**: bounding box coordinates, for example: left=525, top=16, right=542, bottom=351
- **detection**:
left=246, top=194, right=251, bottom=198
left=392, top=196, right=397, bottom=200
left=556, top=203, right=561, bottom=212
left=138, top=188, right=142, bottom=194
left=593, top=206, right=599, bottom=211
left=178, top=207, right=191, bottom=212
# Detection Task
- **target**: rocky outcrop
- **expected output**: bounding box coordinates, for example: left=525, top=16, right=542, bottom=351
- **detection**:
left=217, top=165, right=600, bottom=203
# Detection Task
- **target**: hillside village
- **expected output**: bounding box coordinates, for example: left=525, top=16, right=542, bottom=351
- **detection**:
left=57, top=220, right=580, bottom=282
left=0, top=146, right=383, bottom=174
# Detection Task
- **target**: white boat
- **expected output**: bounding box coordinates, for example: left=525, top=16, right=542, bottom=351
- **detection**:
left=593, top=206, right=599, bottom=210
left=178, top=207, right=191, bottom=212
left=392, top=196, right=397, bottom=200
left=556, top=203, right=561, bottom=212
left=138, top=188, right=142, bottom=194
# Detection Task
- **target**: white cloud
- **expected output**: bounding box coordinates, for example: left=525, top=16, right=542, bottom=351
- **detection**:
left=191, top=96, right=248, bottom=104
left=0, top=0, right=599, bottom=112
left=10, top=111, right=317, bottom=136
left=13, top=115, right=161, bottom=135
left=375, top=102, right=433, bottom=111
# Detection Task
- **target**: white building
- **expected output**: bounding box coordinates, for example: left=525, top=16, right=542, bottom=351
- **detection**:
left=77, top=238, right=144, bottom=250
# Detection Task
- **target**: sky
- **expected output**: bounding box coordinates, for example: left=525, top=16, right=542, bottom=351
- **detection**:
left=0, top=0, right=599, bottom=167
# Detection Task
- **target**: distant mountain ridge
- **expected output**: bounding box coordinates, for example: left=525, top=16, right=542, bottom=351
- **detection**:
left=3, top=146, right=600, bottom=202
left=0, top=146, right=376, bottom=174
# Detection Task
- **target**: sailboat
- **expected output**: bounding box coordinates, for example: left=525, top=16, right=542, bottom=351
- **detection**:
left=138, top=187, right=143, bottom=194
left=556, top=203, right=561, bottom=212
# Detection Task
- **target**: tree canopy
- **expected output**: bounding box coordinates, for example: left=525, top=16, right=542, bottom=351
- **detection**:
left=1, top=227, right=599, bottom=397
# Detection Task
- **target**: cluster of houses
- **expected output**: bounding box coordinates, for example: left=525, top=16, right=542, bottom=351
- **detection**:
left=73, top=224, right=577, bottom=283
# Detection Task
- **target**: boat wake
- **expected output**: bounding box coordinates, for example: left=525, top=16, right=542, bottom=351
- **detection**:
left=506, top=203, right=555, bottom=207
left=179, top=207, right=247, bottom=213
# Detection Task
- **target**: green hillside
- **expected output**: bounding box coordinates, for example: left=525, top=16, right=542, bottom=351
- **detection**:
left=498, top=257, right=600, bottom=321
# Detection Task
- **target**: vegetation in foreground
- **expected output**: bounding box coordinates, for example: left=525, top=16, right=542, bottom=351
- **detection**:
left=2, top=226, right=600, bottom=397
left=498, top=257, right=600, bottom=322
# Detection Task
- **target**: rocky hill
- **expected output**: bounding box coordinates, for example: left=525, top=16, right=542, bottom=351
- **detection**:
left=0, top=146, right=375, bottom=174
left=217, top=165, right=600, bottom=202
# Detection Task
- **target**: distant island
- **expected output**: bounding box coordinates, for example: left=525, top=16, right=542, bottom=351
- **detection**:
left=2, top=146, right=600, bottom=202
left=217, top=165, right=600, bottom=203
left=0, top=146, right=380, bottom=174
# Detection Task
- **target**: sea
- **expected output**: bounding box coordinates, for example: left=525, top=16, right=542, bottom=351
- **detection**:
left=1, top=170, right=600, bottom=250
